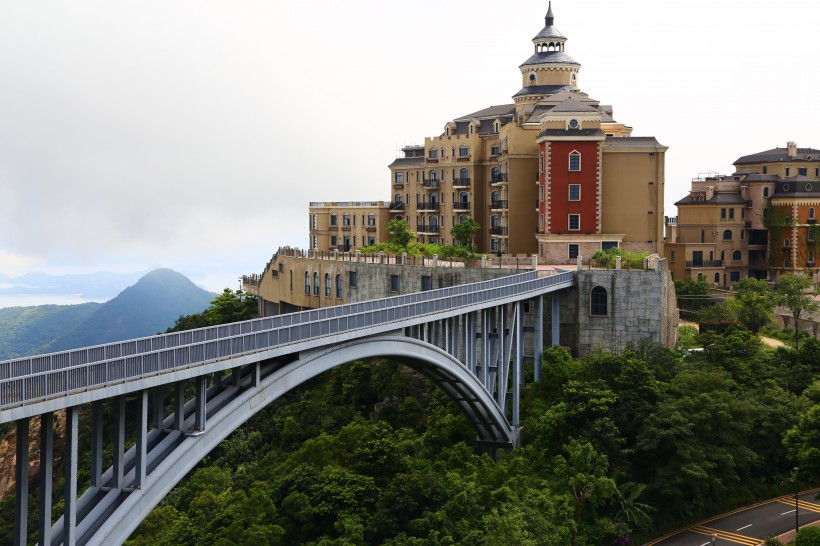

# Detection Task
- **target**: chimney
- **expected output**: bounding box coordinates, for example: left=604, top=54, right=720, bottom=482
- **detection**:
left=705, top=186, right=714, bottom=200
left=788, top=141, right=797, bottom=158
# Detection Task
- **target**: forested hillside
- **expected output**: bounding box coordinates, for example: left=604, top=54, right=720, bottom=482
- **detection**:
left=122, top=326, right=820, bottom=545
left=0, top=303, right=100, bottom=360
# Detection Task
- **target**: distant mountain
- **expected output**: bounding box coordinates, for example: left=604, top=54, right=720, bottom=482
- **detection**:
left=0, top=271, right=145, bottom=299
left=0, top=269, right=215, bottom=360
left=44, top=269, right=215, bottom=352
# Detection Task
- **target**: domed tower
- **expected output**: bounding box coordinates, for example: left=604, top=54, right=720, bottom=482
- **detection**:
left=515, top=2, right=580, bottom=109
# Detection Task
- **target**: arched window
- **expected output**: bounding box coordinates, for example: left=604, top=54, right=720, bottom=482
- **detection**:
left=733, top=250, right=742, bottom=261
left=723, top=229, right=733, bottom=240
left=459, top=168, right=469, bottom=184
left=784, top=238, right=791, bottom=248
left=312, top=235, right=317, bottom=249
left=785, top=216, right=792, bottom=225
left=590, top=286, right=607, bottom=316
left=698, top=273, right=705, bottom=281
left=429, top=170, right=437, bottom=182
left=491, top=167, right=500, bottom=182
left=569, top=151, right=581, bottom=171
left=325, top=273, right=331, bottom=297
left=763, top=187, right=769, bottom=197
left=336, top=274, right=343, bottom=299
left=313, top=272, right=319, bottom=296
left=304, top=272, right=310, bottom=295
left=459, top=215, right=468, bottom=224
left=491, top=215, right=500, bottom=228
left=714, top=272, right=720, bottom=284
left=785, top=259, right=791, bottom=268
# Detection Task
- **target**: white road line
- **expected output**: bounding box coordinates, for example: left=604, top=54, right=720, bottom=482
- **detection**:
left=737, top=524, right=752, bottom=531
left=781, top=509, right=796, bottom=515
left=699, top=542, right=710, bottom=546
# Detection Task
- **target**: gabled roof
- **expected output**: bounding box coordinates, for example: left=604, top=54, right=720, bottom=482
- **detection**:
left=734, top=147, right=820, bottom=165
left=537, top=128, right=605, bottom=139
left=388, top=157, right=424, bottom=169
left=675, top=193, right=748, bottom=206
left=512, top=84, right=577, bottom=98
left=547, top=98, right=600, bottom=114
left=454, top=104, right=515, bottom=121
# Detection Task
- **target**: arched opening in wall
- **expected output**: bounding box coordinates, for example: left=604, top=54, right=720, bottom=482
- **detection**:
left=568, top=151, right=581, bottom=171
left=714, top=272, right=720, bottom=284
left=304, top=272, right=310, bottom=295
left=325, top=273, right=331, bottom=297
left=763, top=187, right=769, bottom=197
left=335, top=274, right=343, bottom=298
left=313, top=272, right=320, bottom=296
left=590, top=286, right=607, bottom=316
left=723, top=230, right=733, bottom=241
left=459, top=168, right=469, bottom=184
left=733, top=250, right=742, bottom=261
left=698, top=273, right=705, bottom=281
left=491, top=167, right=501, bottom=183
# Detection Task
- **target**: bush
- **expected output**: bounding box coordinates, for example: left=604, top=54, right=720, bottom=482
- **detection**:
left=591, top=247, right=648, bottom=269
left=797, top=526, right=820, bottom=546
left=763, top=536, right=785, bottom=546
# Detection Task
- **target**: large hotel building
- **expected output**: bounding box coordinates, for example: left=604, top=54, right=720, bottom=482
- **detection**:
left=309, top=4, right=667, bottom=264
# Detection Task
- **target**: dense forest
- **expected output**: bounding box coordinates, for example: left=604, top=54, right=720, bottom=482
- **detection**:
left=125, top=323, right=818, bottom=543
left=1, top=288, right=818, bottom=545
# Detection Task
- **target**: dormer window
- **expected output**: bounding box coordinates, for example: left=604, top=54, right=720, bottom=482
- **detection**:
left=569, top=151, right=581, bottom=171
left=529, top=73, right=536, bottom=83
left=568, top=119, right=579, bottom=129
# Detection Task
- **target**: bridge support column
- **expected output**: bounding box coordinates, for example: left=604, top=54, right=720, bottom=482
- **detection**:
left=136, top=390, right=148, bottom=488
left=195, top=376, right=207, bottom=432
left=231, top=366, right=241, bottom=387
left=64, top=406, right=78, bottom=546
left=152, top=386, right=164, bottom=428
left=91, top=400, right=103, bottom=487
left=512, top=302, right=522, bottom=427
left=468, top=311, right=477, bottom=375
left=39, top=412, right=53, bottom=546
left=251, top=362, right=261, bottom=388
left=551, top=293, right=561, bottom=347
left=113, top=396, right=126, bottom=489
left=534, top=296, right=544, bottom=381
left=14, top=418, right=29, bottom=546
left=480, top=309, right=490, bottom=389
left=174, top=380, right=185, bottom=430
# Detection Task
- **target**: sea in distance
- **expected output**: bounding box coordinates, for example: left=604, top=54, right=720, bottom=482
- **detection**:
left=0, top=294, right=108, bottom=309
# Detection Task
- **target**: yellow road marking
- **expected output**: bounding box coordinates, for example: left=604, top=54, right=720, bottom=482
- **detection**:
left=775, top=498, right=820, bottom=513
left=691, top=525, right=759, bottom=546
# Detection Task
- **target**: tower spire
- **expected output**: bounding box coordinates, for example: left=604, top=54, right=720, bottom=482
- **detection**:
left=545, top=2, right=554, bottom=26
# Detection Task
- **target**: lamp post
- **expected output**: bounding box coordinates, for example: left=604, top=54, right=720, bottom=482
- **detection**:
left=794, top=466, right=800, bottom=537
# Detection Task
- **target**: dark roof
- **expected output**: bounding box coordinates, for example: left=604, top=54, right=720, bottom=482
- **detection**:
left=734, top=147, right=820, bottom=165
left=388, top=157, right=424, bottom=169
left=548, top=98, right=600, bottom=113
left=533, top=25, right=566, bottom=41
left=602, top=136, right=665, bottom=148
left=519, top=51, right=579, bottom=67
left=537, top=128, right=605, bottom=139
left=512, top=84, right=577, bottom=98
left=675, top=193, right=748, bottom=206
left=740, top=173, right=781, bottom=182
left=454, top=104, right=515, bottom=121
left=772, top=179, right=820, bottom=197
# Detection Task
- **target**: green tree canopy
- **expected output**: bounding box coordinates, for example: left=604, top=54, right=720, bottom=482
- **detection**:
left=450, top=217, right=480, bottom=249
left=386, top=219, right=416, bottom=250
left=729, top=278, right=774, bottom=333
left=775, top=273, right=820, bottom=350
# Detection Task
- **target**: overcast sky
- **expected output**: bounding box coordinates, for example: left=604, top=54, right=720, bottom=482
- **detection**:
left=0, top=0, right=818, bottom=293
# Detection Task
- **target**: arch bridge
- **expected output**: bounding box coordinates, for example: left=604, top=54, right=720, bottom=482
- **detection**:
left=0, top=270, right=573, bottom=545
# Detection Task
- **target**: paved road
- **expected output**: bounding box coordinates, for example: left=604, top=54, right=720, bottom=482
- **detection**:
left=645, top=488, right=820, bottom=545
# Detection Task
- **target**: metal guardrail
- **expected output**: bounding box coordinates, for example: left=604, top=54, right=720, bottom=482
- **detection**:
left=0, top=271, right=573, bottom=411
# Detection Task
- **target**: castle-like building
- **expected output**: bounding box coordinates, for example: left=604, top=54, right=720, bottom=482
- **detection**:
left=309, top=4, right=667, bottom=264
left=665, top=142, right=820, bottom=285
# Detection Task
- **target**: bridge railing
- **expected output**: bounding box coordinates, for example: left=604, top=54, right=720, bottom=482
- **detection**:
left=0, top=270, right=573, bottom=413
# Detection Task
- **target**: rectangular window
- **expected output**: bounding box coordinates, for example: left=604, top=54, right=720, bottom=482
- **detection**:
left=459, top=147, right=469, bottom=157
left=367, top=215, right=376, bottom=226
left=428, top=149, right=438, bottom=159
left=730, top=271, right=740, bottom=282
left=786, top=167, right=791, bottom=176
left=395, top=172, right=403, bottom=184
left=799, top=167, right=808, bottom=176
left=330, top=215, right=338, bottom=226
left=491, top=146, right=500, bottom=156
left=568, top=244, right=579, bottom=259
left=349, top=271, right=358, bottom=288
left=330, top=235, right=338, bottom=246
left=368, top=236, right=376, bottom=245
left=343, top=214, right=350, bottom=226
left=762, top=166, right=768, bottom=174
left=569, top=153, right=581, bottom=171
left=721, top=208, right=726, bottom=219
left=568, top=214, right=580, bottom=231
left=729, top=208, right=734, bottom=219
left=670, top=251, right=676, bottom=262
left=389, top=274, right=400, bottom=292
left=568, top=184, right=581, bottom=201
left=421, top=275, right=432, bottom=291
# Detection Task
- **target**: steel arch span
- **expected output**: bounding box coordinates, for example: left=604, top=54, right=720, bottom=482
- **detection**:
left=83, top=335, right=516, bottom=545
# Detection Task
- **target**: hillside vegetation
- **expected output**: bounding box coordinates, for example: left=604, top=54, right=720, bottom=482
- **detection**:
left=0, top=303, right=100, bottom=360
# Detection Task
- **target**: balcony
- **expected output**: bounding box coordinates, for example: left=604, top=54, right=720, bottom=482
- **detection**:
left=453, top=200, right=471, bottom=211
left=809, top=218, right=817, bottom=224
left=417, top=201, right=440, bottom=211
left=422, top=178, right=439, bottom=189
left=490, top=200, right=508, bottom=210
left=490, top=173, right=508, bottom=185
left=389, top=201, right=404, bottom=211
left=746, top=200, right=754, bottom=208
left=809, top=261, right=816, bottom=267
left=416, top=224, right=440, bottom=234
left=393, top=181, right=404, bottom=189
left=453, top=177, right=471, bottom=187
left=685, top=260, right=723, bottom=268
left=490, top=226, right=508, bottom=236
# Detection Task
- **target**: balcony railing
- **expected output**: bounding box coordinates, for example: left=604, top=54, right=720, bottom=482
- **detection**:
left=685, top=260, right=723, bottom=268
left=393, top=181, right=404, bottom=188
left=422, top=178, right=439, bottom=188
left=453, top=201, right=471, bottom=211
left=417, top=201, right=440, bottom=211
left=490, top=200, right=508, bottom=210
left=490, top=173, right=508, bottom=184
left=453, top=177, right=471, bottom=187
left=389, top=201, right=404, bottom=211
left=809, top=218, right=817, bottom=224
left=490, top=226, right=508, bottom=236
left=416, top=224, right=440, bottom=234
left=746, top=200, right=754, bottom=208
